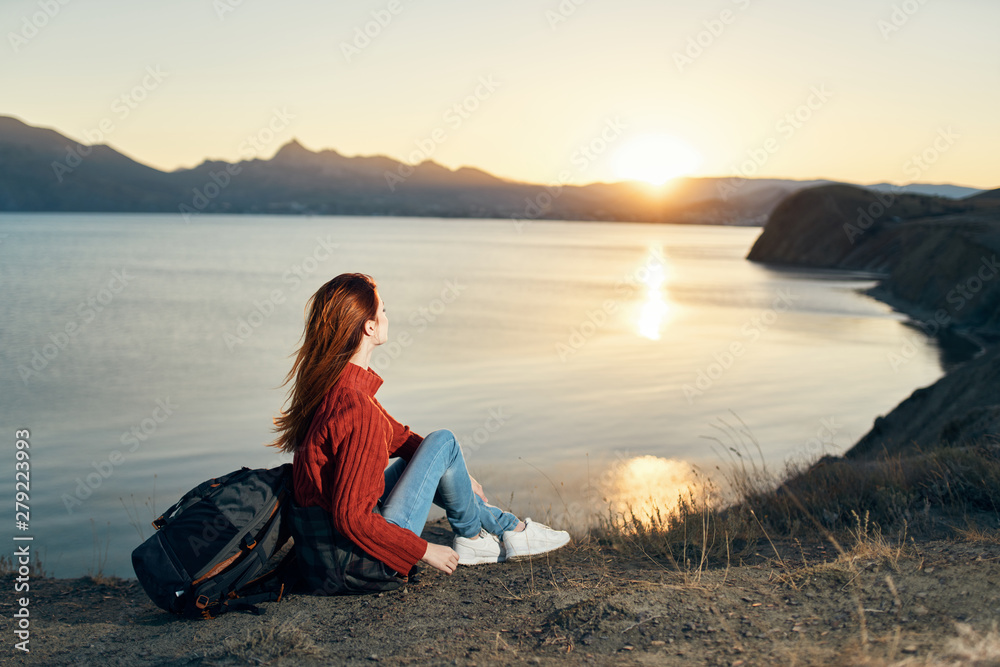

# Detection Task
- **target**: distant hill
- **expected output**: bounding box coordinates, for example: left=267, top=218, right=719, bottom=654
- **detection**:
left=0, top=116, right=185, bottom=211
left=745, top=184, right=994, bottom=271
left=0, top=115, right=967, bottom=225
left=862, top=182, right=982, bottom=199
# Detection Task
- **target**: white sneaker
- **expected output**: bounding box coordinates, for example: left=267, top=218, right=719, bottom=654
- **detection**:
left=453, top=529, right=504, bottom=565
left=502, top=518, right=571, bottom=560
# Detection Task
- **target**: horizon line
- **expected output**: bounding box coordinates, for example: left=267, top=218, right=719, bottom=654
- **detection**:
left=2, top=113, right=993, bottom=193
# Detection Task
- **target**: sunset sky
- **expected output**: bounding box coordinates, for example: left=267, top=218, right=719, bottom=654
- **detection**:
left=3, top=0, right=997, bottom=188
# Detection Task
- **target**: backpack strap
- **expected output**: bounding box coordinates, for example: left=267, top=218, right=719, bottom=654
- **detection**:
left=151, top=496, right=186, bottom=529
left=196, top=584, right=288, bottom=619
left=152, top=467, right=254, bottom=529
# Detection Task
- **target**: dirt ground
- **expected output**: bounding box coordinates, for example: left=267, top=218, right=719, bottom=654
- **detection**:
left=4, top=520, right=1000, bottom=667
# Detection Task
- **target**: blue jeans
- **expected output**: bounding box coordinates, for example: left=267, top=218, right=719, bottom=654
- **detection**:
left=380, top=429, right=519, bottom=539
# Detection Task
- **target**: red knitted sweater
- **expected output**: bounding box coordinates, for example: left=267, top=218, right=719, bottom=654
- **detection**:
left=292, top=362, right=427, bottom=575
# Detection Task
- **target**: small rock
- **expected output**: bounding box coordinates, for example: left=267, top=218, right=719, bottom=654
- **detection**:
left=902, top=645, right=918, bottom=655
left=650, top=640, right=665, bottom=646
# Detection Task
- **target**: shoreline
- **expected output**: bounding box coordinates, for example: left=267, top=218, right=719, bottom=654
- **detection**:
left=866, top=283, right=996, bottom=362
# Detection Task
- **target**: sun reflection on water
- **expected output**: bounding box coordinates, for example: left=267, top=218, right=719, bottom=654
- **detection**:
left=607, top=455, right=699, bottom=522
left=635, top=250, right=670, bottom=340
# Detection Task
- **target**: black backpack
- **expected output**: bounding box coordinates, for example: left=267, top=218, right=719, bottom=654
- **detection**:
left=131, top=463, right=296, bottom=619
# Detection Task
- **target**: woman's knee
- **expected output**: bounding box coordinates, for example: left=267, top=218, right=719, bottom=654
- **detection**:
left=422, top=429, right=458, bottom=450
left=415, top=429, right=463, bottom=464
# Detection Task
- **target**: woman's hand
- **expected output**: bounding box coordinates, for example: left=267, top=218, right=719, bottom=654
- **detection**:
left=469, top=475, right=488, bottom=503
left=421, top=542, right=459, bottom=574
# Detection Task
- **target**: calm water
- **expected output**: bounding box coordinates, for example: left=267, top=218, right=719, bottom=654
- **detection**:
left=0, top=213, right=945, bottom=577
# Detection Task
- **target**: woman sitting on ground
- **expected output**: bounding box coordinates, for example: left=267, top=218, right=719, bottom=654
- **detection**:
left=270, top=273, right=569, bottom=593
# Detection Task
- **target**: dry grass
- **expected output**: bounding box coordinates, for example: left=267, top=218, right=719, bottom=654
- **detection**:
left=835, top=623, right=1000, bottom=666
left=214, top=615, right=327, bottom=665
left=954, top=522, right=1000, bottom=544
left=837, top=511, right=911, bottom=571
left=942, top=622, right=1000, bottom=665
left=87, top=518, right=114, bottom=584
left=590, top=425, right=1000, bottom=570
left=120, top=489, right=158, bottom=543
left=752, top=442, right=1000, bottom=537
left=0, top=549, right=46, bottom=578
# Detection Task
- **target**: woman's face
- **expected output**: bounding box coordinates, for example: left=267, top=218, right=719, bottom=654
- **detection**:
left=371, top=294, right=388, bottom=345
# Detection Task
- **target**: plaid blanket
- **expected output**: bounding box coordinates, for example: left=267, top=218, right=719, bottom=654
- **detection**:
left=289, top=501, right=406, bottom=595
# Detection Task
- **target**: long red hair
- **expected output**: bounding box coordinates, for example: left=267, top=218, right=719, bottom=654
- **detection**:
left=270, top=273, right=379, bottom=453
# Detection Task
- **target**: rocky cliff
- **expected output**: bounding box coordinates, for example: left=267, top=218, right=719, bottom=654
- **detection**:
left=748, top=183, right=1000, bottom=458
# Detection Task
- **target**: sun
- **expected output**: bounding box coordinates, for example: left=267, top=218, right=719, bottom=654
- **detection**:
left=612, top=133, right=703, bottom=186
